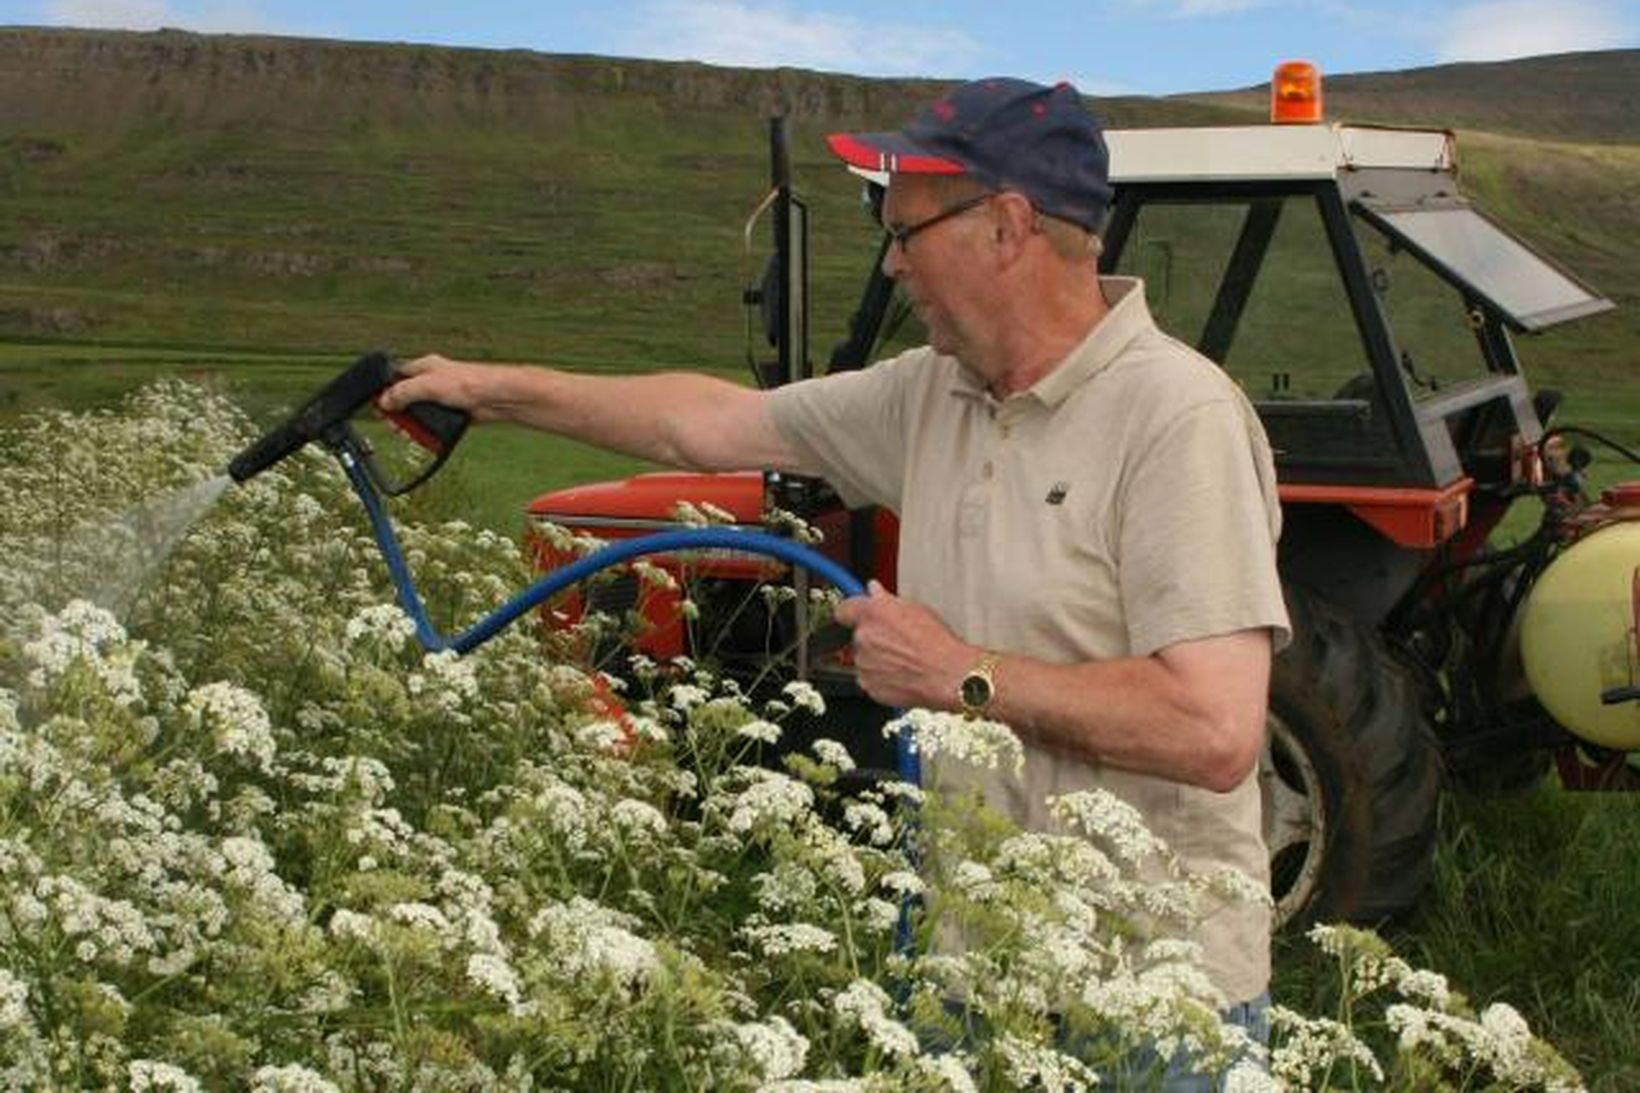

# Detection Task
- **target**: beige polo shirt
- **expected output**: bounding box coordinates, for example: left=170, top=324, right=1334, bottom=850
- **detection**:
left=767, top=277, right=1290, bottom=1003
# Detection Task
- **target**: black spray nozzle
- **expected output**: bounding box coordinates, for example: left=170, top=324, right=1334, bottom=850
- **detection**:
left=227, top=351, right=468, bottom=494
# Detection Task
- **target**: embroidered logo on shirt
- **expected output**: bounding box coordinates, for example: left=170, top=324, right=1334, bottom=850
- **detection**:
left=1045, top=481, right=1070, bottom=505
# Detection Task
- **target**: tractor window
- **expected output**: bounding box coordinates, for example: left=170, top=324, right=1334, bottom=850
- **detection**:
left=1113, top=195, right=1370, bottom=400
left=1354, top=219, right=1497, bottom=400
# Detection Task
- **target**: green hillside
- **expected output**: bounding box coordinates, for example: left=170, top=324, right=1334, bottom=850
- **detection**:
left=0, top=28, right=1633, bottom=414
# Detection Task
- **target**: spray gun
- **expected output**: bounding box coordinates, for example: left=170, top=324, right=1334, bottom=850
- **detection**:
left=228, top=351, right=470, bottom=495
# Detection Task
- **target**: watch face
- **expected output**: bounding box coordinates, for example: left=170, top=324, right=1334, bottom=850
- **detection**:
left=961, top=672, right=993, bottom=710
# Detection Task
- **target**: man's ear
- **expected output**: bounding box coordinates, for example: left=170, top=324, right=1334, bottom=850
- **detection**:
left=992, top=192, right=1038, bottom=252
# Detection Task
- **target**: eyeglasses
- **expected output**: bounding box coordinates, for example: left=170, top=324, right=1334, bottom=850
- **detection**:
left=884, top=192, right=993, bottom=251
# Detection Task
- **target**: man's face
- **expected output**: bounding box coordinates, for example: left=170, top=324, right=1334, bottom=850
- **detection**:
left=879, top=175, right=994, bottom=362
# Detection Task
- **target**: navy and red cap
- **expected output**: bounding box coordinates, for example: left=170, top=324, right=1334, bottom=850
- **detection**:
left=826, top=77, right=1113, bottom=232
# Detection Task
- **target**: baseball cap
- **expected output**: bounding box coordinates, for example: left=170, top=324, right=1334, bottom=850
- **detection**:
left=826, top=77, right=1113, bottom=231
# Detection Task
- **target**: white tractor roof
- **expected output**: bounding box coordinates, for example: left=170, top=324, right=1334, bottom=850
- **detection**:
left=844, top=123, right=1457, bottom=189
left=1105, top=123, right=1456, bottom=183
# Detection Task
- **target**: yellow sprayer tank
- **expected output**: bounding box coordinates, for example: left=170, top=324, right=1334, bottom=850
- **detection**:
left=1520, top=521, right=1640, bottom=750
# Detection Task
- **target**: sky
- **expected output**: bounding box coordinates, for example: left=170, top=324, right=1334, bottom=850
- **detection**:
left=3, top=0, right=1635, bottom=96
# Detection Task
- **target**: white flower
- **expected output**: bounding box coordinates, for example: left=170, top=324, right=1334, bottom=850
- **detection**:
left=408, top=649, right=478, bottom=714
left=329, top=909, right=375, bottom=941
left=669, top=683, right=710, bottom=711
left=0, top=968, right=29, bottom=1029
left=466, top=952, right=523, bottom=1007
left=879, top=870, right=926, bottom=898
left=724, top=769, right=814, bottom=835
left=782, top=680, right=826, bottom=716
left=833, top=978, right=919, bottom=1057
left=737, top=718, right=783, bottom=744
left=530, top=896, right=659, bottom=990
left=1049, top=789, right=1168, bottom=867
left=611, top=798, right=668, bottom=841
left=1268, top=1005, right=1385, bottom=1086
left=343, top=603, right=418, bottom=648
left=389, top=902, right=451, bottom=935
left=743, top=922, right=838, bottom=957
left=186, top=681, right=275, bottom=770
left=129, top=1060, right=204, bottom=1092
left=249, top=1064, right=342, bottom=1093
left=1394, top=966, right=1452, bottom=1008
left=912, top=1053, right=978, bottom=1091
left=728, top=1015, right=809, bottom=1080
left=842, top=801, right=895, bottom=846
left=811, top=737, right=855, bottom=771
left=993, top=1033, right=1099, bottom=1092
left=21, top=600, right=143, bottom=705
left=887, top=708, right=1021, bottom=773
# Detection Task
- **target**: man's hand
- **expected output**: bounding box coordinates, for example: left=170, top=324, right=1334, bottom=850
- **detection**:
left=378, top=354, right=507, bottom=421
left=832, top=580, right=979, bottom=709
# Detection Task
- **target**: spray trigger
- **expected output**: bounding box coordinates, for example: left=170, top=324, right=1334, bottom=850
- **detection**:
left=374, top=383, right=469, bottom=457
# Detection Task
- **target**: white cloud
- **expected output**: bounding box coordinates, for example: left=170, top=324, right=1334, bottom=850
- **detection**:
left=619, top=0, right=981, bottom=77
left=45, top=0, right=279, bottom=34
left=1172, top=0, right=1266, bottom=15
left=1437, top=0, right=1634, bottom=62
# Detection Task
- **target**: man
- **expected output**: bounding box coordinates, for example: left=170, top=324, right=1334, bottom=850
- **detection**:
left=383, top=77, right=1289, bottom=1081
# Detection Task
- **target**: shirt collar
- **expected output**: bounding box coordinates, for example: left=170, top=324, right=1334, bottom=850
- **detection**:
left=949, top=276, right=1156, bottom=409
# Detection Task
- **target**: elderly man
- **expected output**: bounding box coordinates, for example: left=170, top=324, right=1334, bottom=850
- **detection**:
left=383, top=77, right=1289, bottom=1084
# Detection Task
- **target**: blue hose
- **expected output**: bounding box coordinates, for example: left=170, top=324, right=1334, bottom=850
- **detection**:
left=339, top=450, right=921, bottom=787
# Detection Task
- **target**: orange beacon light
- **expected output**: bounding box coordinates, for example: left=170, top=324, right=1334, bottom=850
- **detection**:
left=1271, top=60, right=1324, bottom=124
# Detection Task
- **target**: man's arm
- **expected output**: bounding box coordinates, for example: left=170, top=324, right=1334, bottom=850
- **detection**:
left=378, top=354, right=801, bottom=473
left=834, top=582, right=1270, bottom=793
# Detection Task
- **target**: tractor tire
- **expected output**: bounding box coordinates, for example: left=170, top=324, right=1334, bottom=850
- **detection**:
left=1261, top=586, right=1444, bottom=927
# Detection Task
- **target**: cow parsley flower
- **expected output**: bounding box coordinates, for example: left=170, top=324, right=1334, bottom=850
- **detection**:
left=811, top=737, right=855, bottom=772
left=1049, top=789, right=1168, bottom=868
left=249, top=1065, right=342, bottom=1093
left=737, top=718, right=783, bottom=744
left=1268, top=1005, right=1385, bottom=1086
left=782, top=680, right=826, bottom=716
left=466, top=952, right=523, bottom=1008
left=22, top=600, right=143, bottom=705
left=185, top=681, right=276, bottom=770
left=129, top=1060, right=204, bottom=1092
left=833, top=979, right=919, bottom=1058
left=0, top=968, right=29, bottom=1030
left=343, top=603, right=418, bottom=649
left=724, top=769, right=814, bottom=835
left=993, top=1033, right=1099, bottom=1093
left=744, top=922, right=838, bottom=957
left=888, top=709, right=1021, bottom=773
left=728, top=1015, right=809, bottom=1081
left=530, top=896, right=659, bottom=990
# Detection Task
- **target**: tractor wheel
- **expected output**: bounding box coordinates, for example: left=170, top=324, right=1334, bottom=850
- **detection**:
left=1261, top=586, right=1444, bottom=927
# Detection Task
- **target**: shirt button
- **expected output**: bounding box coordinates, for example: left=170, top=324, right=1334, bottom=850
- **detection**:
left=982, top=461, right=994, bottom=479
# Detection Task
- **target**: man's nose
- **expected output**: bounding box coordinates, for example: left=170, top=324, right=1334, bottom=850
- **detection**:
left=881, top=241, right=907, bottom=279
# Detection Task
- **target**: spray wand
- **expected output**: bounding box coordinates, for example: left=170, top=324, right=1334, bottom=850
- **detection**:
left=226, top=352, right=920, bottom=786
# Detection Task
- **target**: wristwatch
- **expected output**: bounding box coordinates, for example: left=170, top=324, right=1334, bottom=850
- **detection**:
left=959, top=651, right=1000, bottom=719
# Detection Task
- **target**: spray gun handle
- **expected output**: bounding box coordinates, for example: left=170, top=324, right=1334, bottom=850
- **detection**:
left=375, top=387, right=470, bottom=459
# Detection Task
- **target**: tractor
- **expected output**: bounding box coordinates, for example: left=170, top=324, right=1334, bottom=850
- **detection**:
left=525, top=66, right=1640, bottom=926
